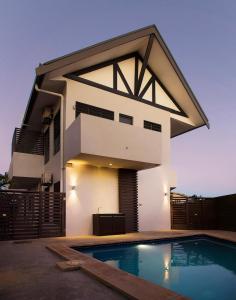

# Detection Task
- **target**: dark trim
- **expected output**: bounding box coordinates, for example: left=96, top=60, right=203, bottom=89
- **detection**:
left=44, top=128, right=50, bottom=164
left=134, top=55, right=139, bottom=96
left=74, top=52, right=136, bottom=76
left=113, top=63, right=117, bottom=90
left=33, top=25, right=208, bottom=128
left=138, top=76, right=153, bottom=100
left=116, top=63, right=133, bottom=95
left=64, top=74, right=186, bottom=117
left=38, top=25, right=155, bottom=72
left=135, top=34, right=154, bottom=96
left=152, top=79, right=155, bottom=104
left=171, top=123, right=206, bottom=138
left=68, top=52, right=186, bottom=117
left=136, top=53, right=186, bottom=116
left=53, top=109, right=60, bottom=155
left=22, top=75, right=44, bottom=126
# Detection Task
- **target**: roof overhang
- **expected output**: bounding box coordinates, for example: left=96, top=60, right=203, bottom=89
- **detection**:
left=23, top=25, right=209, bottom=135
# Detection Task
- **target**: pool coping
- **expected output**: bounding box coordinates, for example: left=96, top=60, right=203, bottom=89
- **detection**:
left=46, top=231, right=236, bottom=300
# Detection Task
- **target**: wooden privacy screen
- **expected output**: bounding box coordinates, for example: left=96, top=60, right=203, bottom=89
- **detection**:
left=0, top=191, right=65, bottom=240
left=214, top=194, right=236, bottom=231
left=171, top=193, right=236, bottom=231
left=118, top=169, right=138, bottom=232
left=12, top=127, right=44, bottom=156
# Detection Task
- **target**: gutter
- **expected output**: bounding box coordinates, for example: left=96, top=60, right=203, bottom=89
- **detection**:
left=35, top=84, right=65, bottom=193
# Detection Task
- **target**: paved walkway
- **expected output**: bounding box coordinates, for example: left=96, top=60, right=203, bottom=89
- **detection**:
left=1, top=230, right=236, bottom=300
left=0, top=239, right=126, bottom=300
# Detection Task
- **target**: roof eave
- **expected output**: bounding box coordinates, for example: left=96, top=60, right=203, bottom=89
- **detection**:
left=26, top=25, right=209, bottom=129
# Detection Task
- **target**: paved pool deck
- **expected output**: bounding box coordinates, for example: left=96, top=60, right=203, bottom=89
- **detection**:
left=1, top=230, right=236, bottom=300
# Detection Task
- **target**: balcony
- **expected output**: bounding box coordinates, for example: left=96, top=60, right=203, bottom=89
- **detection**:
left=65, top=114, right=162, bottom=170
left=9, top=128, right=44, bottom=189
left=12, top=127, right=44, bottom=156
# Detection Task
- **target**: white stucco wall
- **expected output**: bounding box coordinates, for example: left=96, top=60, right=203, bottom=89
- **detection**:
left=66, top=164, right=118, bottom=236
left=60, top=78, right=175, bottom=233
left=138, top=113, right=172, bottom=231
left=138, top=166, right=171, bottom=230
left=51, top=74, right=179, bottom=233
left=9, top=152, right=44, bottom=179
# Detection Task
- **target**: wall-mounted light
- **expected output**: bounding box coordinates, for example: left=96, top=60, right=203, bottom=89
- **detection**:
left=109, top=163, right=113, bottom=167
left=66, top=162, right=73, bottom=168
left=71, top=185, right=76, bottom=191
left=164, top=192, right=168, bottom=196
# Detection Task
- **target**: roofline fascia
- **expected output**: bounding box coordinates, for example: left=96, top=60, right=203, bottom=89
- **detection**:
left=23, top=24, right=209, bottom=129
left=36, top=25, right=156, bottom=76
left=151, top=25, right=209, bottom=128
left=21, top=75, right=44, bottom=126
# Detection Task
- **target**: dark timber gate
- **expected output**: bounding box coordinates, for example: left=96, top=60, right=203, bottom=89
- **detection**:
left=170, top=193, right=217, bottom=230
left=0, top=191, right=65, bottom=240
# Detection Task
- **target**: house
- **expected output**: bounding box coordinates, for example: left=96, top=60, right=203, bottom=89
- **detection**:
left=8, top=25, right=209, bottom=236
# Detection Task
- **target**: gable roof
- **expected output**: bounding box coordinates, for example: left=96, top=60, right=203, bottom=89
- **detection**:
left=23, top=25, right=209, bottom=132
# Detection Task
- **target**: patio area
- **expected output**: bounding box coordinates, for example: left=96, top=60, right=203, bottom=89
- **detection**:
left=1, top=230, right=236, bottom=300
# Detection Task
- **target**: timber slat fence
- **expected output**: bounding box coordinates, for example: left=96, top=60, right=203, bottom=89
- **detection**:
left=171, top=193, right=236, bottom=231
left=0, top=190, right=65, bottom=240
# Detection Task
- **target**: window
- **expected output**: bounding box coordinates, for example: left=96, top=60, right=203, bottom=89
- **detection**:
left=44, top=128, right=49, bottom=164
left=75, top=102, right=114, bottom=121
left=119, top=113, right=133, bottom=125
left=54, top=181, right=60, bottom=192
left=54, top=110, right=60, bottom=154
left=144, top=120, right=162, bottom=132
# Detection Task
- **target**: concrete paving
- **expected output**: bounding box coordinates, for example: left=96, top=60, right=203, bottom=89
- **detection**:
left=1, top=230, right=236, bottom=300
left=0, top=239, right=126, bottom=300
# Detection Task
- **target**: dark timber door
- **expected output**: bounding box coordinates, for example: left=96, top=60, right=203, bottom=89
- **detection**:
left=118, top=169, right=138, bottom=232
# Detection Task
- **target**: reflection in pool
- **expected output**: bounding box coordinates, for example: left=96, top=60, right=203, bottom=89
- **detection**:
left=75, top=237, right=236, bottom=300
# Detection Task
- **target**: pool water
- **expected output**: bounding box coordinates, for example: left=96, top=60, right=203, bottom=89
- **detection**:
left=77, top=237, right=236, bottom=300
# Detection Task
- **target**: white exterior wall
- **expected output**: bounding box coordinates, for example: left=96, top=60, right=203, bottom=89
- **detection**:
left=60, top=77, right=174, bottom=234
left=66, top=164, right=118, bottom=236
left=9, top=152, right=44, bottom=179
left=138, top=111, right=171, bottom=231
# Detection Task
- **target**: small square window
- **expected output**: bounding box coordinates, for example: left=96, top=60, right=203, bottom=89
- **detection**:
left=119, top=114, right=133, bottom=125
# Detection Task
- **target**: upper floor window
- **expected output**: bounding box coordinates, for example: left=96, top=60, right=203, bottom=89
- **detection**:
left=144, top=120, right=161, bottom=132
left=119, top=113, right=133, bottom=125
left=54, top=110, right=60, bottom=154
left=44, top=128, right=49, bottom=164
left=75, top=102, right=114, bottom=121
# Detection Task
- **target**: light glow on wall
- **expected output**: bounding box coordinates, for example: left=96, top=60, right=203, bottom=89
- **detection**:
left=163, top=183, right=169, bottom=207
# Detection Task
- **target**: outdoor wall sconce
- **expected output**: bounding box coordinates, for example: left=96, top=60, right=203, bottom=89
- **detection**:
left=71, top=185, right=76, bottom=191
left=164, top=192, right=168, bottom=196
left=66, top=162, right=73, bottom=168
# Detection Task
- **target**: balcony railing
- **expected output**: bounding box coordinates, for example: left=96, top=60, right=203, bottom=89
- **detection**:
left=12, top=127, right=44, bottom=156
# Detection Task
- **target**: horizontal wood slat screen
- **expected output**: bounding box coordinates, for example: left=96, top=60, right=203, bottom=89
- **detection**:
left=214, top=194, right=236, bottom=231
left=171, top=193, right=236, bottom=231
left=118, top=169, right=138, bottom=233
left=12, top=127, right=44, bottom=156
left=0, top=191, right=65, bottom=240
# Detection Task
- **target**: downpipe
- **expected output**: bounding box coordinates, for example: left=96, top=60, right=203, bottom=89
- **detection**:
left=35, top=84, right=65, bottom=193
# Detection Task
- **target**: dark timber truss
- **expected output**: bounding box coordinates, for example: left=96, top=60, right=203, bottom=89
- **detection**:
left=64, top=35, right=187, bottom=117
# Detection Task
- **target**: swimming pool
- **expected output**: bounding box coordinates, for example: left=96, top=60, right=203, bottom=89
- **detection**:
left=75, top=236, right=236, bottom=300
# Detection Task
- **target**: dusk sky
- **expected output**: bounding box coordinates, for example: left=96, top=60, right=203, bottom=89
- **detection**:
left=0, top=0, right=236, bottom=196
